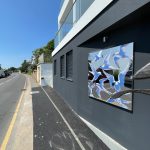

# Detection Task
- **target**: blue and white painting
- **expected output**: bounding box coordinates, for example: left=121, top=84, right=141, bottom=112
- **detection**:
left=88, top=42, right=133, bottom=110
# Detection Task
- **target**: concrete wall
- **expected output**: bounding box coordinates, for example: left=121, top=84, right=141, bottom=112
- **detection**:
left=37, top=63, right=53, bottom=87
left=53, top=1, right=150, bottom=150
left=37, top=66, right=40, bottom=83
left=32, top=70, right=37, bottom=82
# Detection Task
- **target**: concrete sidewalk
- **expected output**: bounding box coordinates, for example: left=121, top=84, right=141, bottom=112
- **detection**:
left=31, top=80, right=109, bottom=150
left=6, top=76, right=109, bottom=150
left=7, top=75, right=33, bottom=150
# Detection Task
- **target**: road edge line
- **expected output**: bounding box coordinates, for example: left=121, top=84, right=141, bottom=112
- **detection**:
left=0, top=78, right=27, bottom=150
left=41, top=86, right=86, bottom=150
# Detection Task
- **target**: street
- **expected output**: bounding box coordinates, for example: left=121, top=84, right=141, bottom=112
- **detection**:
left=0, top=73, right=26, bottom=145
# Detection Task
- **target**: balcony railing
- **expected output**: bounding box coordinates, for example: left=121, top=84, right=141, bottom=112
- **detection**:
left=60, top=0, right=64, bottom=10
left=55, top=0, right=95, bottom=48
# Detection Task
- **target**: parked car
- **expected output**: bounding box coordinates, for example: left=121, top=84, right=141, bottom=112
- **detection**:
left=0, top=70, right=5, bottom=78
left=4, top=70, right=10, bottom=77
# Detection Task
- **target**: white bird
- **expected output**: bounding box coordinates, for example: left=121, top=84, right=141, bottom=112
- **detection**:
left=88, top=83, right=93, bottom=97
left=93, top=51, right=103, bottom=62
left=95, top=84, right=103, bottom=98
left=103, top=64, right=128, bottom=93
left=100, top=51, right=117, bottom=70
left=103, top=71, right=115, bottom=88
left=95, top=83, right=110, bottom=98
left=99, top=78, right=112, bottom=95
left=113, top=45, right=132, bottom=69
left=106, top=98, right=130, bottom=109
left=89, top=63, right=101, bottom=81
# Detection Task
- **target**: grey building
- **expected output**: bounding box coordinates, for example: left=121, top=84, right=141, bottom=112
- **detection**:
left=52, top=0, right=150, bottom=149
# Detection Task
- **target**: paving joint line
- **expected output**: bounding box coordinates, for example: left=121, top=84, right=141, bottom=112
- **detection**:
left=41, top=86, right=86, bottom=150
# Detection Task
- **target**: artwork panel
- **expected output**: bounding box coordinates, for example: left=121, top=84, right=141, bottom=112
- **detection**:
left=88, top=42, right=134, bottom=111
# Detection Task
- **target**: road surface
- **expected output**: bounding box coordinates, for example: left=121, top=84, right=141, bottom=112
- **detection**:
left=0, top=73, right=26, bottom=145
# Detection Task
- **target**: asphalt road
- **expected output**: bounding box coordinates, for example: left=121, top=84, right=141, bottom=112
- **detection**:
left=0, top=73, right=26, bottom=145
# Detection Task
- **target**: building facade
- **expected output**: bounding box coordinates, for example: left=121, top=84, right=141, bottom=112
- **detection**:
left=52, top=0, right=150, bottom=149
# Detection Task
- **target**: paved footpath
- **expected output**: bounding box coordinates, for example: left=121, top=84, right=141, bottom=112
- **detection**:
left=31, top=79, right=109, bottom=150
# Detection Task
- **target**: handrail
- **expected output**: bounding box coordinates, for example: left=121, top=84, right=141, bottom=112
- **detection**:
left=55, top=0, right=76, bottom=36
left=60, top=0, right=65, bottom=10
left=55, top=0, right=95, bottom=48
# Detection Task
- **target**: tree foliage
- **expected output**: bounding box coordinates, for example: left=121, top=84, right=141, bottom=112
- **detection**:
left=20, top=60, right=31, bottom=73
left=32, top=39, right=54, bottom=64
left=19, top=39, right=54, bottom=73
left=7, top=67, right=18, bottom=72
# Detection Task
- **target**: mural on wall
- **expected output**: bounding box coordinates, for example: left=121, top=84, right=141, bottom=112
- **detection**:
left=88, top=43, right=134, bottom=111
left=111, top=62, right=150, bottom=99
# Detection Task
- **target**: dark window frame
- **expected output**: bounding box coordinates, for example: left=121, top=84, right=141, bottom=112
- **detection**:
left=54, top=59, right=57, bottom=76
left=66, top=50, right=73, bottom=81
left=60, top=55, right=65, bottom=78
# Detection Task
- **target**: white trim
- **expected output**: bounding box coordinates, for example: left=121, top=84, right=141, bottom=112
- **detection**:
left=79, top=116, right=128, bottom=150
left=52, top=0, right=113, bottom=56
left=58, top=0, right=72, bottom=26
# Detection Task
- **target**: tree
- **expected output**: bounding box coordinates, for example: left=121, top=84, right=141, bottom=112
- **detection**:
left=32, top=39, right=54, bottom=65
left=32, top=48, right=44, bottom=64
left=7, top=67, right=18, bottom=72
left=44, top=39, right=54, bottom=63
left=30, top=64, right=37, bottom=70
left=20, top=60, right=31, bottom=73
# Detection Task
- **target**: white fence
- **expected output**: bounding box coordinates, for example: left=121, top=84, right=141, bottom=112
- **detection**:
left=37, top=63, right=53, bottom=87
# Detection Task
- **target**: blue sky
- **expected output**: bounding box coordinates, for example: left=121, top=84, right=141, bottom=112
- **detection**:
left=0, top=0, right=60, bottom=68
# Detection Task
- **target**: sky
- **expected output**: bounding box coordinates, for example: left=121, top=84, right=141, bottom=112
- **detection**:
left=0, top=0, right=60, bottom=69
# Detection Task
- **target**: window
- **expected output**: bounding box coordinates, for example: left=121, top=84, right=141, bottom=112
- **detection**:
left=60, top=55, right=65, bottom=77
left=54, top=60, right=57, bottom=75
left=66, top=50, right=73, bottom=80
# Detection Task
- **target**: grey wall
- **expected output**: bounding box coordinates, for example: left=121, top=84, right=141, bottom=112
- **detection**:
left=41, top=63, right=53, bottom=87
left=53, top=1, right=150, bottom=150
left=53, top=48, right=78, bottom=112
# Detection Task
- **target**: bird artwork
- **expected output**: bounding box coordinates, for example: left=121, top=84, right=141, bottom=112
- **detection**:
left=89, top=63, right=102, bottom=82
left=110, top=62, right=150, bottom=99
left=100, top=50, right=116, bottom=70
left=113, top=44, right=133, bottom=69
left=92, top=51, right=103, bottom=62
left=88, top=42, right=134, bottom=111
left=113, top=65, right=129, bottom=92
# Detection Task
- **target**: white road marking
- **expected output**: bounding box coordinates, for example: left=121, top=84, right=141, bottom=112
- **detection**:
left=41, top=87, right=86, bottom=150
left=30, top=91, right=40, bottom=95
